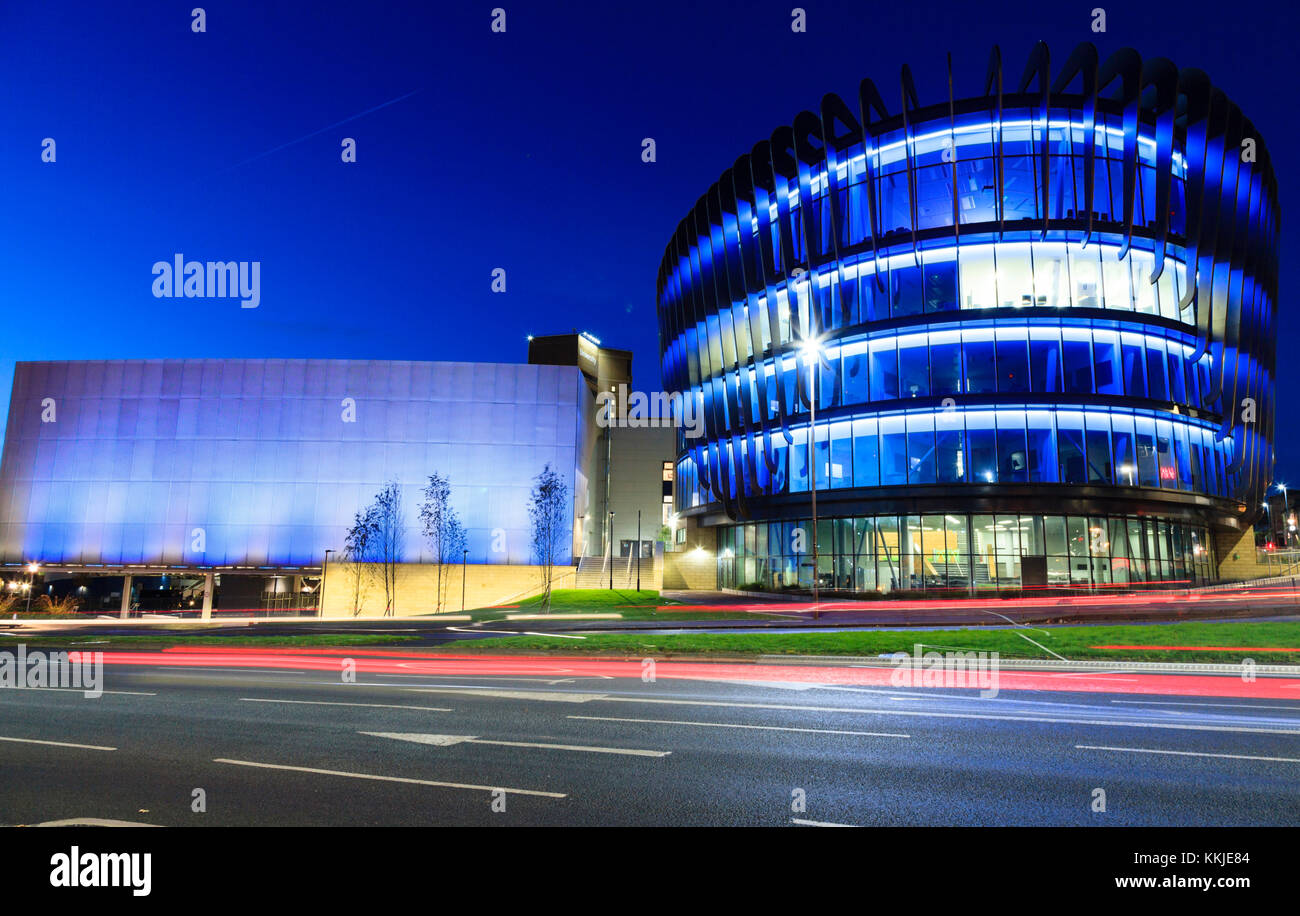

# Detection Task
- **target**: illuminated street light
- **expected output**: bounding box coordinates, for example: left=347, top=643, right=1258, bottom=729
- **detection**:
left=1279, top=484, right=1291, bottom=548
left=800, top=334, right=824, bottom=614
left=24, top=562, right=39, bottom=614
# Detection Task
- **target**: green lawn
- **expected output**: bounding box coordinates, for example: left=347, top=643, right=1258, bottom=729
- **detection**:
left=457, top=589, right=785, bottom=622
left=435, top=621, right=1300, bottom=665
left=3, top=621, right=1297, bottom=664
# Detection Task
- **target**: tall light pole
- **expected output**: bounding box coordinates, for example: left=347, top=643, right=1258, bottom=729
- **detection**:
left=461, top=548, right=468, bottom=611
left=801, top=336, right=823, bottom=615
left=1281, top=484, right=1291, bottom=548
left=320, top=548, right=334, bottom=617
left=608, top=511, right=615, bottom=590
left=636, top=509, right=642, bottom=592
left=25, top=562, right=39, bottom=614
left=1262, top=501, right=1273, bottom=546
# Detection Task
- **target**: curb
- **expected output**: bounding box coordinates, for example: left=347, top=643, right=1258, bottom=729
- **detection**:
left=756, top=654, right=1300, bottom=676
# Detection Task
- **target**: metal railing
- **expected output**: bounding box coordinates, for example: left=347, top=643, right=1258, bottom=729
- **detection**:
left=1255, top=548, right=1300, bottom=578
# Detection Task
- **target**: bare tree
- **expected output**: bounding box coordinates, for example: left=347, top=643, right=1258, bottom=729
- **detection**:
left=528, top=463, right=569, bottom=612
left=419, top=473, right=468, bottom=612
left=369, top=482, right=404, bottom=616
left=444, top=516, right=467, bottom=610
left=343, top=506, right=379, bottom=616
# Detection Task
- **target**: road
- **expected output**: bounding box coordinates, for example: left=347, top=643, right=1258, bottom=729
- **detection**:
left=1, top=649, right=1298, bottom=826
left=5, top=583, right=1299, bottom=643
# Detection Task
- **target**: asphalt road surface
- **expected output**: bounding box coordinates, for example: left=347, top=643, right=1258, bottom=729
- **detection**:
left=1, top=651, right=1298, bottom=826
left=5, top=583, right=1299, bottom=643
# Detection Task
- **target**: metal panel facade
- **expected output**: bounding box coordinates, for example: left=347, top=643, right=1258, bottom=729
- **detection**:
left=0, top=359, right=586, bottom=569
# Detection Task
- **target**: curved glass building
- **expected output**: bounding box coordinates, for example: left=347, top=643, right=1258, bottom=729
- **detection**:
left=656, top=42, right=1278, bottom=593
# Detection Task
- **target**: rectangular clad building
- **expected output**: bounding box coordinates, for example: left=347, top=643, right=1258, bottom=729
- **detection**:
left=0, top=359, right=594, bottom=571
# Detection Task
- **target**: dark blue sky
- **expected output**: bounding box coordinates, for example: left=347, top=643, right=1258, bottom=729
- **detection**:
left=1, top=0, right=1295, bottom=474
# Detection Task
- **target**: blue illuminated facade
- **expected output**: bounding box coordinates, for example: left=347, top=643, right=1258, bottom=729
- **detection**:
left=0, top=359, right=591, bottom=570
left=657, top=43, right=1278, bottom=591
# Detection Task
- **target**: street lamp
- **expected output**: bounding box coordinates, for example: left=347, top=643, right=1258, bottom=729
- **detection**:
left=461, top=548, right=468, bottom=612
left=25, top=562, right=39, bottom=614
left=1279, top=484, right=1291, bottom=548
left=608, top=511, right=616, bottom=591
left=801, top=335, right=824, bottom=614
left=320, top=548, right=335, bottom=617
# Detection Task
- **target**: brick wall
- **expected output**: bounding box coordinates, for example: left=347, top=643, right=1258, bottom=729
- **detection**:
left=1214, top=529, right=1270, bottom=581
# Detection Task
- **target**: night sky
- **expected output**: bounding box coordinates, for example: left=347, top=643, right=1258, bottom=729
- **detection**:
left=1, top=0, right=1295, bottom=475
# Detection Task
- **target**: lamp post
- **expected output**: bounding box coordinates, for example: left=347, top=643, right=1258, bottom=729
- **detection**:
left=1280, top=484, right=1291, bottom=548
left=801, top=336, right=823, bottom=616
left=636, top=509, right=642, bottom=592
left=321, top=548, right=334, bottom=617
left=608, top=511, right=615, bottom=591
left=461, top=548, right=468, bottom=612
left=25, top=562, right=39, bottom=615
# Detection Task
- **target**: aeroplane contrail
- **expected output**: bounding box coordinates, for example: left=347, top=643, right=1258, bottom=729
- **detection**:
left=219, top=87, right=422, bottom=172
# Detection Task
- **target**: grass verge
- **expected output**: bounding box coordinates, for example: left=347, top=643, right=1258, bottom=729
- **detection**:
left=456, top=589, right=783, bottom=622
left=436, top=621, right=1300, bottom=665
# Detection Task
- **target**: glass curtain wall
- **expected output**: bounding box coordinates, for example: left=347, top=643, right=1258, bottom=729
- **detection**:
left=717, top=513, right=1215, bottom=593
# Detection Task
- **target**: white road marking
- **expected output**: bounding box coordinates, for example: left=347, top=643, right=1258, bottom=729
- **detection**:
left=153, top=667, right=298, bottom=675
left=1075, top=744, right=1300, bottom=763
left=370, top=674, right=567, bottom=683
left=1110, top=699, right=1300, bottom=712
left=1045, top=672, right=1139, bottom=681
left=0, top=736, right=116, bottom=751
left=521, top=631, right=587, bottom=640
left=568, top=714, right=909, bottom=739
left=976, top=607, right=1053, bottom=637
left=1014, top=630, right=1068, bottom=661
left=475, top=738, right=667, bottom=757
left=241, top=698, right=452, bottom=712
left=362, top=731, right=670, bottom=757
left=212, top=758, right=567, bottom=798
left=594, top=696, right=1300, bottom=735
left=865, top=687, right=1255, bottom=717
left=32, top=817, right=160, bottom=827
left=791, top=817, right=860, bottom=827
left=703, top=679, right=820, bottom=691
left=0, top=687, right=155, bottom=696
left=409, top=688, right=607, bottom=703
left=362, top=732, right=476, bottom=746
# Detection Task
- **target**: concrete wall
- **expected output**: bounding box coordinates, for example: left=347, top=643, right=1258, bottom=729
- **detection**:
left=584, top=424, right=676, bottom=557
left=320, top=561, right=576, bottom=617
left=662, top=521, right=717, bottom=590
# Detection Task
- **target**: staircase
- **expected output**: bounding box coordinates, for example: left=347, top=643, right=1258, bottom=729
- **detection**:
left=575, top=554, right=652, bottom=590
